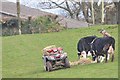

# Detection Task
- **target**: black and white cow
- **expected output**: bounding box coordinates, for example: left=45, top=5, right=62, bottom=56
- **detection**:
left=90, top=37, right=115, bottom=63
left=77, top=36, right=97, bottom=59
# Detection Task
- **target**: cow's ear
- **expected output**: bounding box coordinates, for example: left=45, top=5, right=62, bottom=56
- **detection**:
left=78, top=52, right=81, bottom=55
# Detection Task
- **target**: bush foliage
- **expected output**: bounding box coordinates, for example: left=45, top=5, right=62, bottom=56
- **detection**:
left=2, top=16, right=64, bottom=36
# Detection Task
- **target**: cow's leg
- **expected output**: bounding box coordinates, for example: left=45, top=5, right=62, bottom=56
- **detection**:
left=105, top=52, right=108, bottom=63
left=108, top=46, right=114, bottom=62
left=90, top=50, right=96, bottom=61
left=111, top=51, right=114, bottom=62
left=111, top=54, right=114, bottom=62
left=100, top=55, right=105, bottom=63
left=108, top=45, right=114, bottom=62
left=97, top=55, right=100, bottom=63
left=107, top=53, right=110, bottom=60
left=92, top=56, right=96, bottom=61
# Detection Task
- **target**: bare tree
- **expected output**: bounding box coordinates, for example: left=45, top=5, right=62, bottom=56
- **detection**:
left=38, top=0, right=83, bottom=20
left=38, top=0, right=101, bottom=23
left=23, top=0, right=118, bottom=24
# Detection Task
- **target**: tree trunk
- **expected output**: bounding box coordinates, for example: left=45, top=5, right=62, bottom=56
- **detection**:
left=76, top=13, right=79, bottom=21
left=82, top=10, right=89, bottom=23
left=101, top=0, right=104, bottom=24
left=81, top=2, right=89, bottom=23
left=69, top=13, right=74, bottom=19
left=91, top=0, right=95, bottom=24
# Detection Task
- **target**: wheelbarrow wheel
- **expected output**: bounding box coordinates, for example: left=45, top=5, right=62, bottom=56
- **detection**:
left=46, top=61, right=53, bottom=72
left=64, top=58, right=70, bottom=68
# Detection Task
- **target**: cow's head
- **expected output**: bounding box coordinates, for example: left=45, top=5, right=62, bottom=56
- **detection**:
left=81, top=51, right=87, bottom=58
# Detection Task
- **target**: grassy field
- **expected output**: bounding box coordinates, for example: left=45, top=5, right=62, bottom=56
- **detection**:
left=2, top=25, right=118, bottom=78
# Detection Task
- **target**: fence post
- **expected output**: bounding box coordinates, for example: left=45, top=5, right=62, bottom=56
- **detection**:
left=17, top=0, right=21, bottom=35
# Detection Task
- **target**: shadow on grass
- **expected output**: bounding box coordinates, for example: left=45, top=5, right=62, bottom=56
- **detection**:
left=16, top=67, right=70, bottom=77
left=40, top=67, right=70, bottom=73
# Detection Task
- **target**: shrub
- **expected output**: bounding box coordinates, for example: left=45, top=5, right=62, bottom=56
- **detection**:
left=2, top=16, right=64, bottom=36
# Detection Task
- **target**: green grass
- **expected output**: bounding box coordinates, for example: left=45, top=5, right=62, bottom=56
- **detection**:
left=2, top=25, right=118, bottom=78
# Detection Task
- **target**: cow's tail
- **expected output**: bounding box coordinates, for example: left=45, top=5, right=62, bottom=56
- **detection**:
left=111, top=37, right=115, bottom=50
left=110, top=37, right=115, bottom=62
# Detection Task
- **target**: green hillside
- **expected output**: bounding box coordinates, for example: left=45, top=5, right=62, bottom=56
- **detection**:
left=2, top=25, right=118, bottom=78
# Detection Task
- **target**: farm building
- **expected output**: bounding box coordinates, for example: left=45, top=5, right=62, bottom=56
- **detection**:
left=0, top=1, right=88, bottom=28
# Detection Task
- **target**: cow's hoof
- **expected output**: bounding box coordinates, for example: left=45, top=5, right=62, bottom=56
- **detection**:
left=105, top=61, right=108, bottom=63
left=111, top=60, right=114, bottom=62
left=97, top=61, right=100, bottom=63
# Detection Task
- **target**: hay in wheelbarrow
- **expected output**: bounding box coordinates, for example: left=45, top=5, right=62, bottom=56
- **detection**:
left=43, top=45, right=56, bottom=56
left=69, top=58, right=97, bottom=66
